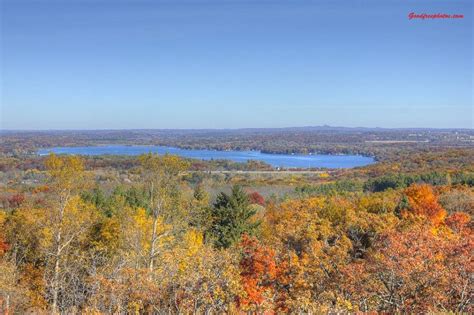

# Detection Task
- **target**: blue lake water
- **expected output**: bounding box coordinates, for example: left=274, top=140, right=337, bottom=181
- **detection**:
left=37, top=145, right=375, bottom=169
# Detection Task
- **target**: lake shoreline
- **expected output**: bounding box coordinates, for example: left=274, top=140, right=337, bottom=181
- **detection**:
left=37, top=145, right=375, bottom=169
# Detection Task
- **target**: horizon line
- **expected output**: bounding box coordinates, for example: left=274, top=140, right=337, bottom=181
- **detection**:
left=1, top=125, right=473, bottom=132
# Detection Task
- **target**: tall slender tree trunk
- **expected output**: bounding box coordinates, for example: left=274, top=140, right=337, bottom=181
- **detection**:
left=148, top=214, right=158, bottom=273
left=51, top=241, right=61, bottom=314
left=51, top=193, right=68, bottom=315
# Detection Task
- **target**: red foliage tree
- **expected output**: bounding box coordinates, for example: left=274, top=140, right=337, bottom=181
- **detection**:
left=0, top=237, right=9, bottom=256
left=248, top=191, right=265, bottom=206
left=7, top=193, right=25, bottom=209
left=238, top=235, right=277, bottom=311
left=445, top=212, right=471, bottom=233
left=342, top=224, right=473, bottom=313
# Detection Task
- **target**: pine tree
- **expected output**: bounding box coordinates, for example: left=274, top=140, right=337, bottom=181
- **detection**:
left=207, top=185, right=260, bottom=249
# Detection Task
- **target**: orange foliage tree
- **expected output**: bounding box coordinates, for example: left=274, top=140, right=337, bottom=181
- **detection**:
left=401, top=184, right=447, bottom=225
left=238, top=235, right=279, bottom=312
left=342, top=220, right=473, bottom=312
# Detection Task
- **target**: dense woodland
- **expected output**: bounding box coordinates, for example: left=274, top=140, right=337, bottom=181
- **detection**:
left=0, top=130, right=473, bottom=313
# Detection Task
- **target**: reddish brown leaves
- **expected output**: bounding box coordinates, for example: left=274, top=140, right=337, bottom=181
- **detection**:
left=0, top=237, right=9, bottom=256
left=445, top=212, right=471, bottom=233
left=342, top=224, right=473, bottom=313
left=248, top=191, right=265, bottom=206
left=238, top=235, right=278, bottom=311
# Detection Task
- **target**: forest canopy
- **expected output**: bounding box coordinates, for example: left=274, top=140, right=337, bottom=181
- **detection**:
left=0, top=143, right=472, bottom=313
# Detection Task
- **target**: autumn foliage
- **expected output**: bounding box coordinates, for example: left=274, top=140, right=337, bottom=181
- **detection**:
left=402, top=184, right=447, bottom=225
left=342, top=225, right=473, bottom=312
left=248, top=191, right=265, bottom=206
left=0, top=153, right=472, bottom=314
left=238, top=235, right=278, bottom=310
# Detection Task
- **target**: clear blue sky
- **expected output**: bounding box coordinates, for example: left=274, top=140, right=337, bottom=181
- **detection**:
left=1, top=0, right=472, bottom=129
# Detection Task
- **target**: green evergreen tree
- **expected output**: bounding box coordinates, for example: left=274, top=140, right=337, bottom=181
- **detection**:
left=207, top=185, right=260, bottom=249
